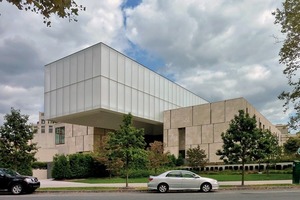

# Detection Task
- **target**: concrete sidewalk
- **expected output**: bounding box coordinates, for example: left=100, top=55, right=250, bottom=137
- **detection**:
left=40, top=179, right=293, bottom=188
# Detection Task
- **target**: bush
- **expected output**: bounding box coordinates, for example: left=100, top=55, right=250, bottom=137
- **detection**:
left=52, top=154, right=71, bottom=180
left=51, top=153, right=110, bottom=179
left=69, top=153, right=94, bottom=178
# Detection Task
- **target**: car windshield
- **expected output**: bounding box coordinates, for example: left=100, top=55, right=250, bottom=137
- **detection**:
left=1, top=169, right=20, bottom=176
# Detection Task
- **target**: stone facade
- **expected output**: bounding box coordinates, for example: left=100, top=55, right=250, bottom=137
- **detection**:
left=32, top=112, right=110, bottom=162
left=163, top=97, right=282, bottom=163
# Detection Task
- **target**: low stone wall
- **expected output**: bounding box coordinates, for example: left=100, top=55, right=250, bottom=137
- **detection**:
left=33, top=169, right=48, bottom=180
left=182, top=162, right=293, bottom=172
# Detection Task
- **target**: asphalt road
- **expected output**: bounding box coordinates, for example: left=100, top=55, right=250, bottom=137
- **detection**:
left=1, top=189, right=300, bottom=200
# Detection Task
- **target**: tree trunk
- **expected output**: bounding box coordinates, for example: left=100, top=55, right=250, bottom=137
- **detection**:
left=125, top=156, right=129, bottom=188
left=241, top=161, right=245, bottom=186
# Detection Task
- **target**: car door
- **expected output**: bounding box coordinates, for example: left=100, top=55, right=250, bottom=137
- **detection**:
left=0, top=169, right=9, bottom=190
left=181, top=171, right=201, bottom=189
left=165, top=171, right=182, bottom=189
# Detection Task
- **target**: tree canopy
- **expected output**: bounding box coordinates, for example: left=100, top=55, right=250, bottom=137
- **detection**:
left=283, top=135, right=300, bottom=154
left=186, top=145, right=208, bottom=169
left=147, top=141, right=169, bottom=174
left=106, top=113, right=146, bottom=187
left=0, top=108, right=38, bottom=175
left=216, top=110, right=273, bottom=185
left=1, top=0, right=85, bottom=26
left=273, top=0, right=300, bottom=130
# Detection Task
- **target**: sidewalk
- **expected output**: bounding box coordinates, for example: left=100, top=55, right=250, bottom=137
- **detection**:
left=39, top=179, right=293, bottom=188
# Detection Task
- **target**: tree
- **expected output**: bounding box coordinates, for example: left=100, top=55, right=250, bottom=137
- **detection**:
left=273, top=0, right=300, bottom=130
left=106, top=113, right=146, bottom=188
left=216, top=110, right=261, bottom=186
left=283, top=135, right=300, bottom=154
left=0, top=108, right=38, bottom=175
left=254, top=130, right=280, bottom=173
left=147, top=141, right=169, bottom=174
left=1, top=0, right=85, bottom=26
left=94, top=137, right=124, bottom=178
left=186, top=145, right=208, bottom=170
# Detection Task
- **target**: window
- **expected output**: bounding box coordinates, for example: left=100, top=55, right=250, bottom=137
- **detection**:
left=55, top=127, right=65, bottom=144
left=166, top=171, right=181, bottom=177
left=41, top=126, right=45, bottom=133
left=41, top=119, right=45, bottom=124
left=182, top=172, right=195, bottom=178
left=49, top=126, right=53, bottom=133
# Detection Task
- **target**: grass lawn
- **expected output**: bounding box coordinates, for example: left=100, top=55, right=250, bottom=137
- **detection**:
left=204, top=173, right=292, bottom=181
left=71, top=173, right=292, bottom=184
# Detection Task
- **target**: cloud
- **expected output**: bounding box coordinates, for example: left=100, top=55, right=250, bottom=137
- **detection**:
left=124, top=0, right=289, bottom=125
left=0, top=0, right=291, bottom=129
left=0, top=1, right=127, bottom=125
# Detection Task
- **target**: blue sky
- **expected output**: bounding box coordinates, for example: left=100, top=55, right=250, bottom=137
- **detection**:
left=0, top=0, right=293, bottom=131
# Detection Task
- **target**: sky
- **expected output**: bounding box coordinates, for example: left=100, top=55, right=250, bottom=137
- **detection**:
left=0, top=0, right=292, bottom=130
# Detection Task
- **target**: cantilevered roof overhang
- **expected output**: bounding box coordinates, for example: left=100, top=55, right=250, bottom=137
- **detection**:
left=44, top=43, right=208, bottom=131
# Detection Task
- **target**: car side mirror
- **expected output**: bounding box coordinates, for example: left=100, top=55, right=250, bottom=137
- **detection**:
left=0, top=173, right=4, bottom=177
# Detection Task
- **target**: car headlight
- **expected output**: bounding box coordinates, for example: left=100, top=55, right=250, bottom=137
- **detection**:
left=24, top=178, right=35, bottom=183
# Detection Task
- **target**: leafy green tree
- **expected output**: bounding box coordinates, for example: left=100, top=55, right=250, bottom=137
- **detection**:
left=186, top=145, right=208, bottom=170
left=107, top=113, right=146, bottom=187
left=273, top=0, right=300, bottom=130
left=283, top=135, right=300, bottom=155
left=254, top=130, right=280, bottom=173
left=216, top=110, right=260, bottom=186
left=1, top=0, right=85, bottom=26
left=0, top=108, right=37, bottom=175
left=147, top=141, right=169, bottom=174
left=93, top=137, right=124, bottom=177
left=176, top=154, right=185, bottom=166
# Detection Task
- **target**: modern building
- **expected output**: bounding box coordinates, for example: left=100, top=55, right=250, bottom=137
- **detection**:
left=38, top=42, right=284, bottom=163
left=33, top=112, right=97, bottom=162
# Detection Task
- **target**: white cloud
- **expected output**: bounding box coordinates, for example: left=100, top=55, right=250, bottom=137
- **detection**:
left=0, top=0, right=291, bottom=129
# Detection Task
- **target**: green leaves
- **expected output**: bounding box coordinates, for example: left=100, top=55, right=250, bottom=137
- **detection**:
left=105, top=113, right=146, bottom=187
left=274, top=0, right=300, bottom=130
left=216, top=110, right=280, bottom=185
left=186, top=145, right=208, bottom=169
left=2, top=0, right=85, bottom=26
left=0, top=108, right=38, bottom=175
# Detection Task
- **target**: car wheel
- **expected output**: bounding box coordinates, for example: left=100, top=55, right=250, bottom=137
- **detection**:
left=11, top=183, right=23, bottom=195
left=158, top=183, right=169, bottom=193
left=200, top=182, right=212, bottom=193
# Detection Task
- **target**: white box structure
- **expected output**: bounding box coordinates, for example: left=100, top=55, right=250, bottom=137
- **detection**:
left=44, top=43, right=208, bottom=130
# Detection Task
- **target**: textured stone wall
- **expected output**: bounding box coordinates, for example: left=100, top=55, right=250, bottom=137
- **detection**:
left=164, top=97, right=282, bottom=163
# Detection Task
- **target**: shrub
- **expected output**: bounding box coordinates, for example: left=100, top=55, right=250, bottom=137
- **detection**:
left=51, top=154, right=71, bottom=180
left=69, top=153, right=94, bottom=178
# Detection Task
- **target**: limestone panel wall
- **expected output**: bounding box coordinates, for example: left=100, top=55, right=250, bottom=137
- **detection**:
left=225, top=98, right=247, bottom=121
left=170, top=107, right=193, bottom=128
left=163, top=110, right=171, bottom=129
left=213, top=122, right=230, bottom=143
left=186, top=126, right=201, bottom=146
left=209, top=143, right=223, bottom=162
left=163, top=97, right=282, bottom=163
left=193, top=104, right=211, bottom=125
left=211, top=101, right=225, bottom=123
left=202, top=124, right=214, bottom=144
left=167, top=129, right=179, bottom=146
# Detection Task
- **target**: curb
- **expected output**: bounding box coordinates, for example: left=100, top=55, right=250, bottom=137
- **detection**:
left=36, top=185, right=300, bottom=193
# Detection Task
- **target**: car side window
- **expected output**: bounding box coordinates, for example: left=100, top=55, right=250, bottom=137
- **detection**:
left=166, top=171, right=182, bottom=177
left=182, top=172, right=194, bottom=178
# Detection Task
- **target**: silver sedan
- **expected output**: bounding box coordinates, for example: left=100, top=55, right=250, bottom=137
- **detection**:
left=147, top=170, right=219, bottom=193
